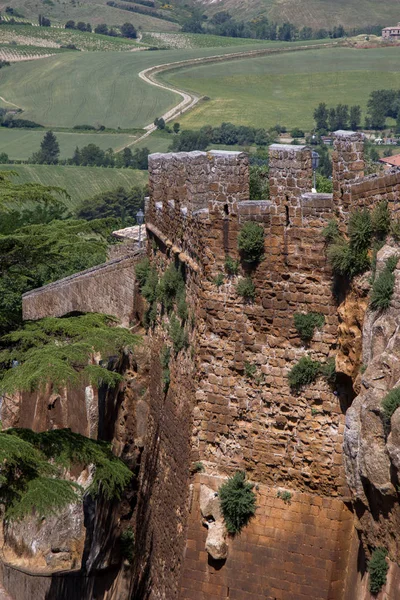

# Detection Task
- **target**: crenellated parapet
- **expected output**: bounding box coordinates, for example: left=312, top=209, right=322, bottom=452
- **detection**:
left=332, top=130, right=365, bottom=209
left=268, top=143, right=313, bottom=206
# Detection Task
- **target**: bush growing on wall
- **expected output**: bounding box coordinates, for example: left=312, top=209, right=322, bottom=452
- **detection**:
left=225, top=255, right=239, bottom=276
left=219, top=471, right=256, bottom=535
left=324, top=210, right=372, bottom=279
left=370, top=255, right=398, bottom=311
left=381, top=387, right=400, bottom=421
left=287, top=355, right=337, bottom=391
left=236, top=277, right=256, bottom=301
left=368, top=548, right=388, bottom=595
left=238, top=222, right=264, bottom=264
left=293, top=312, right=325, bottom=343
left=287, top=356, right=321, bottom=391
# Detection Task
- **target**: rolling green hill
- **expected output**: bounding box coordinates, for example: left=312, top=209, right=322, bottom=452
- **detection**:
left=0, top=42, right=295, bottom=130
left=161, top=46, right=400, bottom=130
left=3, top=0, right=180, bottom=30
left=190, top=0, right=398, bottom=30
left=1, top=164, right=147, bottom=207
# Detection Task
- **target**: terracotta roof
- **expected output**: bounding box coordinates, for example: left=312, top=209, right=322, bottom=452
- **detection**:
left=379, top=155, right=400, bottom=167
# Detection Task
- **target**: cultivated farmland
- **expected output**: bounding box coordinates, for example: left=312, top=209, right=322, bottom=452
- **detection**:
left=161, top=46, right=400, bottom=130
left=0, top=24, right=144, bottom=52
left=1, top=164, right=147, bottom=207
left=0, top=40, right=334, bottom=132
left=3, top=0, right=180, bottom=30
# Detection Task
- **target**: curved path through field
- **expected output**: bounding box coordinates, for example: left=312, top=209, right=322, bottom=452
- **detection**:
left=125, top=41, right=339, bottom=150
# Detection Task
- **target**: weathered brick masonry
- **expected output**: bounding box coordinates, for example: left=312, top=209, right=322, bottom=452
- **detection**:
left=138, top=136, right=400, bottom=600
left=12, top=132, right=400, bottom=600
left=22, top=254, right=140, bottom=325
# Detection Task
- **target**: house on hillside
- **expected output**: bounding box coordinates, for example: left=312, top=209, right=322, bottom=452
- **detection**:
left=382, top=23, right=400, bottom=39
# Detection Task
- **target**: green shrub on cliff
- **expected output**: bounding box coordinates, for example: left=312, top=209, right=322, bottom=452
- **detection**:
left=370, top=255, right=398, bottom=311
left=287, top=356, right=321, bottom=391
left=288, top=355, right=337, bottom=391
left=236, top=277, right=256, bottom=301
left=120, top=527, right=135, bottom=564
left=0, top=427, right=132, bottom=521
left=0, top=313, right=139, bottom=395
left=293, top=312, right=325, bottom=343
left=238, top=221, right=264, bottom=264
left=381, top=387, right=400, bottom=421
left=169, top=313, right=188, bottom=354
left=158, top=264, right=185, bottom=313
left=372, top=200, right=390, bottom=241
left=224, top=255, right=239, bottom=276
left=135, top=257, right=150, bottom=288
left=160, top=344, right=171, bottom=392
left=324, top=209, right=373, bottom=279
left=219, top=471, right=256, bottom=535
left=368, top=548, right=388, bottom=595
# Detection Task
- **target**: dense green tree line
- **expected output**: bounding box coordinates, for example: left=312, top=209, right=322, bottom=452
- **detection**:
left=181, top=10, right=375, bottom=41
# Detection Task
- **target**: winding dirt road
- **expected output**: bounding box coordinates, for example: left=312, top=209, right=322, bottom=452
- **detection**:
left=125, top=41, right=339, bottom=150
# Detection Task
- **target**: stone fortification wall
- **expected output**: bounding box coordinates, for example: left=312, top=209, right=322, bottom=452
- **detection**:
left=139, top=145, right=356, bottom=600
left=180, top=475, right=355, bottom=600
left=22, top=255, right=140, bottom=326
left=332, top=130, right=365, bottom=209
left=341, top=168, right=400, bottom=213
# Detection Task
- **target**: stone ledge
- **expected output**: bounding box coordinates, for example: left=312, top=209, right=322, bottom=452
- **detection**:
left=22, top=253, right=142, bottom=299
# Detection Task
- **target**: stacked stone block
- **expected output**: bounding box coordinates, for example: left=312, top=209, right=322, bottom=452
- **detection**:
left=332, top=130, right=365, bottom=210
left=269, top=144, right=313, bottom=206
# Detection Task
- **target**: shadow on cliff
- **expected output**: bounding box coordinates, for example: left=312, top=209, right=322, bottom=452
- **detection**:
left=128, top=421, right=161, bottom=600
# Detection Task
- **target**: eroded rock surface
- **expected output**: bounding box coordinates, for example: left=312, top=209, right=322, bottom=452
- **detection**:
left=199, top=485, right=228, bottom=561
left=343, top=244, right=400, bottom=557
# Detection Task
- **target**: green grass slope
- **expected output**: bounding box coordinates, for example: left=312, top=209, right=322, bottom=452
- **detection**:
left=0, top=42, right=299, bottom=130
left=161, top=46, right=400, bottom=130
left=0, top=130, right=139, bottom=160
left=4, top=0, right=180, bottom=30
left=1, top=164, right=147, bottom=207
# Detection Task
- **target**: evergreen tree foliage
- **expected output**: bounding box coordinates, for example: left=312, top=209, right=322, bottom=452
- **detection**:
left=34, top=131, right=60, bottom=164
left=0, top=427, right=132, bottom=521
left=0, top=170, right=68, bottom=216
left=0, top=218, right=119, bottom=334
left=219, top=471, right=256, bottom=535
left=0, top=313, right=139, bottom=394
left=76, top=186, right=146, bottom=223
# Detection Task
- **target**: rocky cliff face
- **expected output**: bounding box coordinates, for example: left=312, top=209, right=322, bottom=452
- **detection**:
left=343, top=244, right=400, bottom=561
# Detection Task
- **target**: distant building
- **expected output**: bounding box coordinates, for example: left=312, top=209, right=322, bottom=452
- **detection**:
left=382, top=23, right=400, bottom=39
left=379, top=154, right=400, bottom=169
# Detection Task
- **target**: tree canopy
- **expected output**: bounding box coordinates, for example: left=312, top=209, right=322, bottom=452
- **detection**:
left=0, top=427, right=132, bottom=521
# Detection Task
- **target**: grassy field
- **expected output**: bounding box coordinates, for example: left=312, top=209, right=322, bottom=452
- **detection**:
left=141, top=32, right=271, bottom=49
left=4, top=0, right=180, bottom=30
left=0, top=42, right=305, bottom=130
left=0, top=130, right=140, bottom=160
left=0, top=24, right=145, bottom=51
left=2, top=164, right=148, bottom=207
left=161, top=46, right=400, bottom=130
